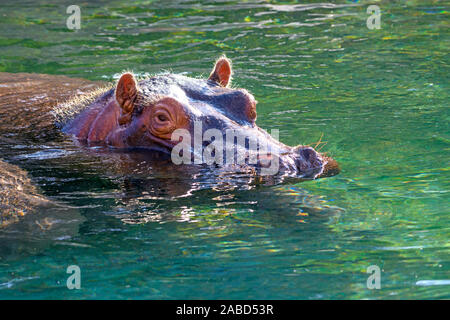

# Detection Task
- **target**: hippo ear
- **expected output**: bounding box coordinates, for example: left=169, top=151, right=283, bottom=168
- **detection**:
left=115, top=73, right=138, bottom=114
left=208, top=56, right=232, bottom=87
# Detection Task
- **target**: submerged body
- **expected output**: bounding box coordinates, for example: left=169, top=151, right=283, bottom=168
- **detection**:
left=0, top=72, right=98, bottom=227
left=59, top=57, right=339, bottom=179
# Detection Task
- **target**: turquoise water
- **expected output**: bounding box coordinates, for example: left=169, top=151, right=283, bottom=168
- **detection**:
left=0, top=0, right=449, bottom=299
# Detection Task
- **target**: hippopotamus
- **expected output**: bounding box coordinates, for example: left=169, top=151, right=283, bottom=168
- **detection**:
left=0, top=57, right=339, bottom=236
left=56, top=56, right=339, bottom=179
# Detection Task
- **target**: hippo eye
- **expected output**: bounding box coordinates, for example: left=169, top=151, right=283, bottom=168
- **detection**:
left=154, top=110, right=171, bottom=124
left=158, top=114, right=168, bottom=122
left=149, top=98, right=189, bottom=140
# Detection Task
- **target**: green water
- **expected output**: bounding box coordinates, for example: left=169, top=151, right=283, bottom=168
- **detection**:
left=0, top=0, right=448, bottom=299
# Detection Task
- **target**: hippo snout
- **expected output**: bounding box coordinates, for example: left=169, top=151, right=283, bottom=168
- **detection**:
left=319, top=155, right=340, bottom=178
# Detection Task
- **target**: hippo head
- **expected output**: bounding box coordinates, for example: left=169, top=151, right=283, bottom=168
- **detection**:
left=63, top=57, right=339, bottom=179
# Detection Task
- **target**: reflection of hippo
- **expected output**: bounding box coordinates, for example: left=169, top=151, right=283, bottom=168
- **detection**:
left=56, top=57, right=339, bottom=179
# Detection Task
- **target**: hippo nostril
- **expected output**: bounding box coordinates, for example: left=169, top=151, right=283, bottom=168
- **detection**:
left=292, top=146, right=324, bottom=177
left=299, top=147, right=315, bottom=161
